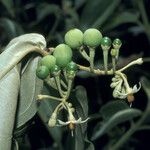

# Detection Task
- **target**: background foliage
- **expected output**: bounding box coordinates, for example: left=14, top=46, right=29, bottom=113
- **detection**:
left=0, top=0, right=150, bottom=150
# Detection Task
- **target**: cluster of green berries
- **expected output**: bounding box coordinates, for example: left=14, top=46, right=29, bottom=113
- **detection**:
left=36, top=28, right=122, bottom=79
left=36, top=44, right=78, bottom=79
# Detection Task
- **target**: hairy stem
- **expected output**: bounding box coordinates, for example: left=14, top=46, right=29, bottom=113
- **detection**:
left=79, top=47, right=90, bottom=61
left=89, top=48, right=95, bottom=72
left=54, top=75, right=65, bottom=98
left=37, top=94, right=62, bottom=101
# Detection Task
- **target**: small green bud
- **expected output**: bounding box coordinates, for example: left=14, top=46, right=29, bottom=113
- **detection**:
left=101, top=37, right=112, bottom=50
left=36, top=65, right=49, bottom=79
left=51, top=65, right=61, bottom=76
left=65, top=28, right=83, bottom=49
left=110, top=49, right=117, bottom=57
left=40, top=55, right=56, bottom=71
left=113, top=38, right=122, bottom=49
left=83, top=28, right=102, bottom=47
left=53, top=44, right=73, bottom=68
left=66, top=61, right=78, bottom=72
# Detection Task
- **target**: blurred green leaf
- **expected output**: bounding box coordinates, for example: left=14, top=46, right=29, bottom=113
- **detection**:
left=92, top=108, right=142, bottom=140
left=75, top=0, right=86, bottom=9
left=100, top=100, right=129, bottom=120
left=0, top=33, right=46, bottom=80
left=70, top=86, right=94, bottom=150
left=140, top=77, right=150, bottom=122
left=16, top=56, right=43, bottom=128
left=80, top=0, right=121, bottom=29
left=141, top=77, right=150, bottom=98
left=104, top=11, right=140, bottom=31
left=36, top=3, right=60, bottom=23
left=38, top=85, right=63, bottom=149
left=0, top=0, right=14, bottom=16
left=0, top=18, right=17, bottom=39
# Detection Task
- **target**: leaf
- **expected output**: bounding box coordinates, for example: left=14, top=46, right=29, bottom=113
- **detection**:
left=80, top=0, right=121, bottom=29
left=70, top=86, right=94, bottom=150
left=0, top=67, right=20, bottom=149
left=140, top=77, right=150, bottom=123
left=0, top=33, right=46, bottom=80
left=100, top=100, right=129, bottom=120
left=104, top=11, right=140, bottom=31
left=0, top=18, right=17, bottom=39
left=91, top=108, right=142, bottom=140
left=0, top=0, right=15, bottom=16
left=15, top=56, right=43, bottom=128
left=36, top=3, right=60, bottom=23
left=141, top=77, right=150, bottom=99
left=75, top=0, right=86, bottom=9
left=38, top=85, right=63, bottom=149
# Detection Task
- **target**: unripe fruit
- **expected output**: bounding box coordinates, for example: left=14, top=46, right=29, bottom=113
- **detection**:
left=101, top=37, right=112, bottom=50
left=66, top=61, right=78, bottom=72
left=83, top=28, right=102, bottom=47
left=113, top=38, right=122, bottom=49
left=51, top=65, right=61, bottom=76
left=36, top=65, right=49, bottom=79
left=65, top=28, right=83, bottom=49
left=53, top=44, right=73, bottom=68
left=40, top=55, right=56, bottom=71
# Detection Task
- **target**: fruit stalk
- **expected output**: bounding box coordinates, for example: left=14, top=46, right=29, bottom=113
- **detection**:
left=89, top=48, right=95, bottom=72
left=103, top=49, right=109, bottom=73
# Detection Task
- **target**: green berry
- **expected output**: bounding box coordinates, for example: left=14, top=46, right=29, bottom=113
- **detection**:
left=101, top=37, right=112, bottom=50
left=36, top=65, right=49, bottom=79
left=113, top=38, right=122, bottom=49
left=51, top=65, right=61, bottom=76
left=53, top=44, right=73, bottom=68
left=83, top=28, right=102, bottom=47
left=65, top=28, right=83, bottom=49
left=66, top=61, right=78, bottom=72
left=40, top=55, right=56, bottom=71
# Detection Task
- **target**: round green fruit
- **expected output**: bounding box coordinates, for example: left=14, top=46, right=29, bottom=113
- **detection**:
left=51, top=65, right=61, bottom=76
left=66, top=61, right=78, bottom=72
left=40, top=55, right=56, bottom=71
left=113, top=38, right=122, bottom=49
left=53, top=44, right=73, bottom=68
left=83, top=28, right=102, bottom=47
left=65, top=28, right=83, bottom=49
left=36, top=65, right=49, bottom=79
left=101, top=37, right=112, bottom=49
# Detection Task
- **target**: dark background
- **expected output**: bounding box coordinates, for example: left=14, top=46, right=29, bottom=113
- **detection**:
left=0, top=0, right=150, bottom=149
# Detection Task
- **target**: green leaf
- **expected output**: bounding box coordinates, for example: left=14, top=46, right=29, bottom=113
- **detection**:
left=104, top=11, right=140, bottom=31
left=16, top=56, right=43, bottom=128
left=141, top=77, right=150, bottom=99
left=91, top=108, right=142, bottom=140
left=140, top=77, right=150, bottom=123
left=75, top=0, right=86, bottom=9
left=0, top=0, right=15, bottom=16
left=0, top=18, right=17, bottom=39
left=100, top=100, right=129, bottom=120
left=0, top=33, right=46, bottom=80
left=80, top=0, right=121, bottom=29
left=36, top=3, right=60, bottom=22
left=38, top=85, right=63, bottom=149
left=70, top=86, right=94, bottom=150
left=0, top=67, right=20, bottom=149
